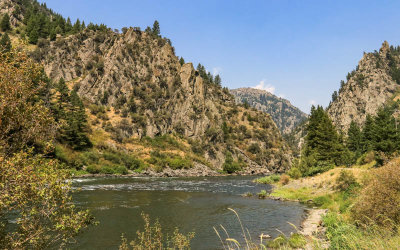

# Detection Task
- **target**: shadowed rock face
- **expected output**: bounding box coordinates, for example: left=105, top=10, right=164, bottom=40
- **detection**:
left=231, top=88, right=308, bottom=134
left=328, top=41, right=400, bottom=132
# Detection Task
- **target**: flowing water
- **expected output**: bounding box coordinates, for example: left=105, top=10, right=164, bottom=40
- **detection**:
left=71, top=176, right=306, bottom=249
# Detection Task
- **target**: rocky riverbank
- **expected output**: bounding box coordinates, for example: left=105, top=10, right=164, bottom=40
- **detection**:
left=73, top=162, right=273, bottom=178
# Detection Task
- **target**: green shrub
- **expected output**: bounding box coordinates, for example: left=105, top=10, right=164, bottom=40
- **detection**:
left=167, top=156, right=192, bottom=169
left=103, top=151, right=121, bottom=164
left=222, top=152, right=244, bottom=174
left=100, top=165, right=115, bottom=174
left=335, top=170, right=358, bottom=192
left=254, top=174, right=280, bottom=184
left=356, top=151, right=375, bottom=165
left=313, top=195, right=333, bottom=207
left=248, top=143, right=261, bottom=154
left=80, top=151, right=100, bottom=165
left=258, top=190, right=267, bottom=199
left=115, top=165, right=128, bottom=175
left=288, top=233, right=307, bottom=248
left=287, top=167, right=302, bottom=179
left=86, top=165, right=101, bottom=174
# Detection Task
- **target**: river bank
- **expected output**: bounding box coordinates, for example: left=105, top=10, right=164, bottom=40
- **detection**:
left=72, top=161, right=278, bottom=178
left=260, top=162, right=400, bottom=249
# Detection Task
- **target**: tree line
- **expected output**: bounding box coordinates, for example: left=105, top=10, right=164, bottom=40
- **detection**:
left=292, top=102, right=400, bottom=177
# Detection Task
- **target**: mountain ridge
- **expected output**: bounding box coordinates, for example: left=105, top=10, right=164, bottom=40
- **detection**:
left=0, top=0, right=292, bottom=174
left=231, top=87, right=308, bottom=134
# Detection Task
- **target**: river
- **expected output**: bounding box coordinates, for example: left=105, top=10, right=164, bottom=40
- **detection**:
left=71, top=176, right=306, bottom=249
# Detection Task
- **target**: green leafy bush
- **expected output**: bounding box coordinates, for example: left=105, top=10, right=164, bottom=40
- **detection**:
left=86, top=165, right=101, bottom=174
left=287, top=167, right=302, bottom=179
left=222, top=152, right=244, bottom=174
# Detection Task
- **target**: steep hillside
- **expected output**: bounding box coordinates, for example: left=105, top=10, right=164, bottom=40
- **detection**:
left=0, top=0, right=291, bottom=174
left=231, top=88, right=307, bottom=134
left=327, top=41, right=400, bottom=132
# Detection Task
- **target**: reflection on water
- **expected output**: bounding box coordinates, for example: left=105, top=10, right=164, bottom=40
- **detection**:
left=71, top=176, right=305, bottom=250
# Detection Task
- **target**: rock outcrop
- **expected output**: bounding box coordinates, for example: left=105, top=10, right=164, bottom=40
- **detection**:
left=327, top=41, right=400, bottom=132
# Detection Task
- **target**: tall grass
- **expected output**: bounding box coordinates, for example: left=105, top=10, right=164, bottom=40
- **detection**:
left=214, top=208, right=307, bottom=250
left=324, top=212, right=400, bottom=249
left=120, top=212, right=194, bottom=250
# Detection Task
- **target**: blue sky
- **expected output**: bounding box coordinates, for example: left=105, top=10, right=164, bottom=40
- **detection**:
left=38, top=0, right=400, bottom=113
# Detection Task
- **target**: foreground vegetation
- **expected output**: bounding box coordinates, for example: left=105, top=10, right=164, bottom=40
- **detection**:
left=0, top=50, right=94, bottom=248
left=120, top=213, right=194, bottom=250
left=257, top=157, right=400, bottom=249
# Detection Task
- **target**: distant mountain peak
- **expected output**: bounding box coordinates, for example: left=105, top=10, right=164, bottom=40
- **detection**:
left=231, top=87, right=307, bottom=134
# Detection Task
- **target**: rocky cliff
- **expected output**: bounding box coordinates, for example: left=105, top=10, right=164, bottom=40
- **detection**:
left=327, top=41, right=400, bottom=132
left=231, top=88, right=307, bottom=134
left=1, top=0, right=292, bottom=173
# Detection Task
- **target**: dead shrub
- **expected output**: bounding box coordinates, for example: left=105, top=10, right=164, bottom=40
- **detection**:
left=280, top=174, right=290, bottom=185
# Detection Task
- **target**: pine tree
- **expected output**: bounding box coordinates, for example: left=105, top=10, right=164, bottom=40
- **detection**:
left=0, top=13, right=11, bottom=31
left=373, top=106, right=399, bottom=154
left=0, top=33, right=12, bottom=52
left=152, top=20, right=160, bottom=36
left=65, top=90, right=92, bottom=150
left=179, top=57, right=185, bottom=66
left=28, top=28, right=39, bottom=44
left=214, top=75, right=222, bottom=85
left=361, top=114, right=375, bottom=152
left=347, top=121, right=362, bottom=152
left=73, top=19, right=81, bottom=33
left=300, top=105, right=347, bottom=176
left=65, top=17, right=72, bottom=33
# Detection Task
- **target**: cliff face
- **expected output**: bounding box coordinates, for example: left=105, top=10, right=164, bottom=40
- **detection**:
left=231, top=88, right=307, bottom=134
left=327, top=41, right=400, bottom=132
left=26, top=23, right=291, bottom=172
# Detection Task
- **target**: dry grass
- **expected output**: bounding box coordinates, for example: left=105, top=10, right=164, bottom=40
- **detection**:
left=352, top=157, right=400, bottom=228
left=281, top=167, right=368, bottom=196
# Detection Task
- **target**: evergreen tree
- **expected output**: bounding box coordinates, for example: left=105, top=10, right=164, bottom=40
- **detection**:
left=0, top=13, right=11, bottom=31
left=361, top=114, right=375, bottom=152
left=331, top=90, right=338, bottom=102
left=347, top=121, right=362, bottom=163
left=49, top=28, right=57, bottom=41
left=373, top=106, right=399, bottom=154
left=152, top=20, right=160, bottom=36
left=300, top=105, right=347, bottom=176
left=179, top=57, right=185, bottom=66
left=65, top=90, right=92, bottom=150
left=347, top=121, right=362, bottom=152
left=28, top=28, right=39, bottom=44
left=0, top=33, right=12, bottom=52
left=65, top=17, right=72, bottom=33
left=214, top=75, right=222, bottom=85
left=73, top=19, right=81, bottom=33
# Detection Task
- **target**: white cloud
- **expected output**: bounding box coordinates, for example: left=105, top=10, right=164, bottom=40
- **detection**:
left=278, top=94, right=286, bottom=98
left=253, top=80, right=275, bottom=94
left=212, top=67, right=221, bottom=76
left=309, top=100, right=317, bottom=106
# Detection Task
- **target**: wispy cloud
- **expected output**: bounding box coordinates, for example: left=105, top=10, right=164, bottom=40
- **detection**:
left=309, top=99, right=317, bottom=106
left=253, top=80, right=275, bottom=94
left=212, top=67, right=221, bottom=76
